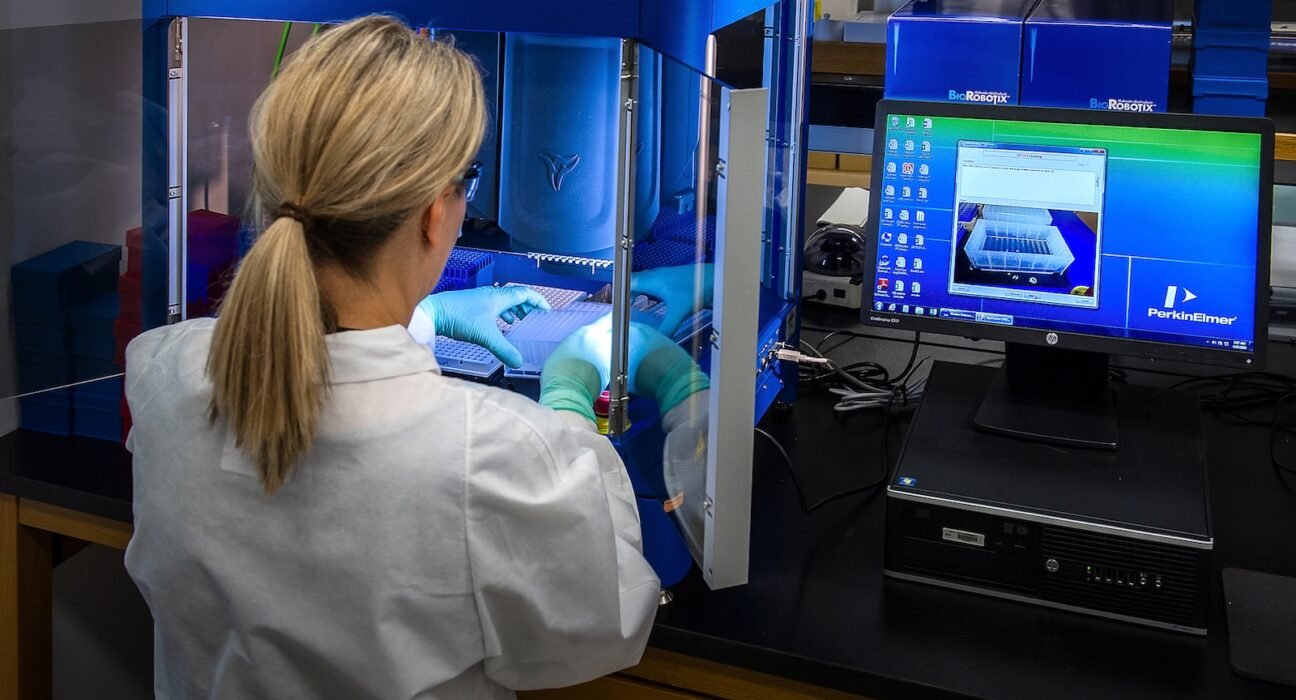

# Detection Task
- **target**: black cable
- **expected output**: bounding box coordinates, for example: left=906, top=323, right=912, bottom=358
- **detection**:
left=754, top=427, right=887, bottom=513
left=893, top=332, right=922, bottom=385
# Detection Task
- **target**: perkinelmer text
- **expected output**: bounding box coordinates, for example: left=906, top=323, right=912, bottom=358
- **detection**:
left=1147, top=308, right=1238, bottom=326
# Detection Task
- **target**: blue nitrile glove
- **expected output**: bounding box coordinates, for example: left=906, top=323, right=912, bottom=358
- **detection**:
left=539, top=316, right=614, bottom=423
left=630, top=263, right=715, bottom=337
left=418, top=286, right=551, bottom=368
left=627, top=322, right=710, bottom=416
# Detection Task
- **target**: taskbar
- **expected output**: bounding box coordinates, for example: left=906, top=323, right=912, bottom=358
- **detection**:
left=868, top=301, right=1254, bottom=353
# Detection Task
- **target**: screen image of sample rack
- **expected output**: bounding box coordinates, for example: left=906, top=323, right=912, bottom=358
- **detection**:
left=964, top=205, right=1074, bottom=275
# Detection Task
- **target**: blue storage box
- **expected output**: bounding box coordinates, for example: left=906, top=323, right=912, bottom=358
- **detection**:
left=1194, top=28, right=1270, bottom=79
left=71, top=354, right=119, bottom=382
left=11, top=241, right=122, bottom=312
left=884, top=0, right=1040, bottom=105
left=13, top=308, right=69, bottom=354
left=71, top=393, right=122, bottom=442
left=20, top=389, right=71, bottom=436
left=1195, top=0, right=1271, bottom=32
left=1022, top=0, right=1173, bottom=112
left=1194, top=75, right=1268, bottom=116
left=16, top=350, right=70, bottom=394
left=74, top=376, right=123, bottom=403
left=69, top=294, right=120, bottom=359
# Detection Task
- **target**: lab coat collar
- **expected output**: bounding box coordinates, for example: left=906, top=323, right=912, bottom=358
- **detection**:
left=325, top=325, right=441, bottom=385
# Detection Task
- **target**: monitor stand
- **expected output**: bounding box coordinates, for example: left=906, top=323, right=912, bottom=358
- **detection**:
left=973, top=343, right=1118, bottom=450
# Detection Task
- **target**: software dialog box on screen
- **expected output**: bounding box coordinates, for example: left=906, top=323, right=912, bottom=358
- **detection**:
left=949, top=142, right=1107, bottom=310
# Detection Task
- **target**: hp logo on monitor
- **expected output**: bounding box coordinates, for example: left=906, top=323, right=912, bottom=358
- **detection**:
left=1046, top=333, right=1059, bottom=346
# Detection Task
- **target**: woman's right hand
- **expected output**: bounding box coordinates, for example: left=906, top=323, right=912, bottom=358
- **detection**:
left=538, top=317, right=709, bottom=422
left=538, top=317, right=614, bottom=423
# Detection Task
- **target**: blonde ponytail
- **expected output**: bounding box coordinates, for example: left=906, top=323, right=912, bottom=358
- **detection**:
left=206, top=15, right=487, bottom=492
left=208, top=217, right=326, bottom=492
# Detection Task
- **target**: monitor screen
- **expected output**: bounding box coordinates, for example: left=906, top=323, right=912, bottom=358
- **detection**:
left=865, top=103, right=1271, bottom=366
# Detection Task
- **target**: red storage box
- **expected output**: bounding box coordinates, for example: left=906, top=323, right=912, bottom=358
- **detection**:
left=114, top=318, right=141, bottom=366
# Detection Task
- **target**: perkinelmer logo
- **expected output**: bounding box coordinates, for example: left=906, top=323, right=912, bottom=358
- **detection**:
left=1147, top=285, right=1237, bottom=326
left=1090, top=97, right=1156, bottom=113
left=949, top=89, right=1009, bottom=105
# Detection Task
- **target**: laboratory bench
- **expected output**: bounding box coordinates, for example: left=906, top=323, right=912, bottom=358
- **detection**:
left=4, top=328, right=1296, bottom=699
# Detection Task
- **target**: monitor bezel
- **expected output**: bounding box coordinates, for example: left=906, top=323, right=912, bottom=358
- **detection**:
left=862, top=99, right=1275, bottom=370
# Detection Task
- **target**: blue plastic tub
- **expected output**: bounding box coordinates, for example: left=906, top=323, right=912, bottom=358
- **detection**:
left=20, top=390, right=71, bottom=436
left=11, top=241, right=121, bottom=312
left=1194, top=28, right=1270, bottom=80
left=1194, top=75, right=1268, bottom=116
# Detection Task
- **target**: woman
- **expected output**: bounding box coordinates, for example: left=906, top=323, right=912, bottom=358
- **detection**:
left=124, top=16, right=706, bottom=699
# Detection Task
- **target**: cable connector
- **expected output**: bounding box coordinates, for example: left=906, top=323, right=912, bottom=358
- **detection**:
left=772, top=343, right=831, bottom=366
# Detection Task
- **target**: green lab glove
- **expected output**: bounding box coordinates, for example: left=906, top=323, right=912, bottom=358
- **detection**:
left=419, top=286, right=551, bottom=368
left=538, top=317, right=613, bottom=423
left=631, top=263, right=715, bottom=336
left=628, top=322, right=710, bottom=416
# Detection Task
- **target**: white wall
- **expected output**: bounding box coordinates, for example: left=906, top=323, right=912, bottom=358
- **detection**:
left=0, top=0, right=141, bottom=30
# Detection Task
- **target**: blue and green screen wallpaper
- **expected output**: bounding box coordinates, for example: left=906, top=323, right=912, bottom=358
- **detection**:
left=870, top=113, right=1263, bottom=354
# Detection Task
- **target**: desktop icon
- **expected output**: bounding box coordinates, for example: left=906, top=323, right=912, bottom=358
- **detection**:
left=881, top=231, right=894, bottom=243
left=921, top=141, right=931, bottom=153
left=918, top=187, right=928, bottom=199
left=912, top=281, right=922, bottom=294
left=906, top=117, right=916, bottom=128
left=905, top=140, right=915, bottom=152
left=896, top=257, right=907, bottom=269
left=902, top=162, right=915, bottom=175
left=896, top=281, right=906, bottom=294
left=889, top=139, right=899, bottom=151
left=913, top=258, right=923, bottom=271
left=923, top=118, right=933, bottom=130
left=885, top=185, right=896, bottom=197
left=880, top=255, right=891, bottom=267
left=900, top=210, right=910, bottom=222
left=915, top=234, right=925, bottom=246
left=884, top=208, right=894, bottom=220
left=916, top=211, right=926, bottom=223
left=877, top=278, right=889, bottom=290
left=887, top=162, right=897, bottom=174
left=892, top=116, right=901, bottom=128
left=919, top=164, right=930, bottom=176
left=898, top=233, right=908, bottom=245
left=901, top=186, right=912, bottom=198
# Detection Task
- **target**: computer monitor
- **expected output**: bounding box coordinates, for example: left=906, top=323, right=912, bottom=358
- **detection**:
left=864, top=100, right=1274, bottom=449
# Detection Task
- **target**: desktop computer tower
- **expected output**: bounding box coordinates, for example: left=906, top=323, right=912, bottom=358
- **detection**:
left=884, top=362, right=1213, bottom=635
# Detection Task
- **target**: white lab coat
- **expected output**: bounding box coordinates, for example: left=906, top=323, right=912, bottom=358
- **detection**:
left=123, top=318, right=661, bottom=699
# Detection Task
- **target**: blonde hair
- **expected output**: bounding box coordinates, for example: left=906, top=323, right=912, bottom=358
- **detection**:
left=207, top=16, right=486, bottom=493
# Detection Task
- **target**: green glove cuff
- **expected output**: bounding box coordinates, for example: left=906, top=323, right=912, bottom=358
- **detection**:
left=538, top=359, right=603, bottom=423
left=636, top=345, right=710, bottom=416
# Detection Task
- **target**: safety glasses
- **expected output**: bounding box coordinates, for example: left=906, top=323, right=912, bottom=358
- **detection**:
left=457, top=160, right=482, bottom=203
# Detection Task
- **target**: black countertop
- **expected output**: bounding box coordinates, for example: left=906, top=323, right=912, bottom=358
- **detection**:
left=4, top=351, right=1295, bottom=699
